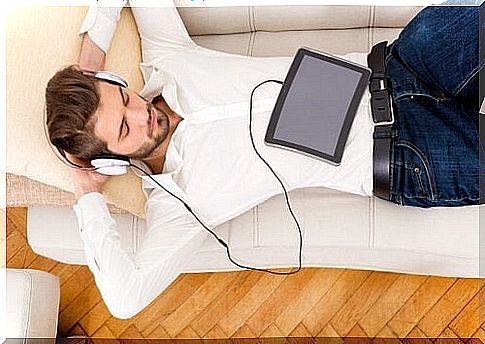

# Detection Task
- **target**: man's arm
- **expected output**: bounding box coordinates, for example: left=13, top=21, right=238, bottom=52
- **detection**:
left=73, top=189, right=207, bottom=319
left=78, top=4, right=126, bottom=70
left=79, top=33, right=106, bottom=71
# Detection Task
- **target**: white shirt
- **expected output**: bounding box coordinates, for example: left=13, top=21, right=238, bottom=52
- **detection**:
left=73, top=2, right=374, bottom=319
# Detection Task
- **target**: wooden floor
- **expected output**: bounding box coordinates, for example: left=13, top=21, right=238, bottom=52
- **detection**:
left=5, top=206, right=485, bottom=341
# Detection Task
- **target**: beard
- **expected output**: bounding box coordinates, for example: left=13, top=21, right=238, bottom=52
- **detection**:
left=126, top=101, right=170, bottom=160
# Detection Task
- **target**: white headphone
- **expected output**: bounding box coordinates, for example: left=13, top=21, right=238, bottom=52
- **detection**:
left=44, top=69, right=134, bottom=176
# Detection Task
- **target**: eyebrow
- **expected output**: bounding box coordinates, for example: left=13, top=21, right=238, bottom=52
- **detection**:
left=117, top=86, right=127, bottom=142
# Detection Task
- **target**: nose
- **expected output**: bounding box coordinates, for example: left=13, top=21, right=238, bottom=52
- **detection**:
left=125, top=103, right=151, bottom=129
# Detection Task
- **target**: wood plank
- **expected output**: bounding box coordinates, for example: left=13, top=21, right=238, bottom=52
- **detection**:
left=302, top=269, right=371, bottom=335
left=345, top=323, right=373, bottom=344
left=274, top=269, right=344, bottom=336
left=388, top=276, right=456, bottom=338
left=67, top=324, right=88, bottom=338
left=58, top=267, right=94, bottom=313
left=6, top=245, right=27, bottom=269
left=23, top=246, right=39, bottom=268
left=330, top=271, right=399, bottom=337
left=259, top=323, right=285, bottom=338
left=161, top=271, right=239, bottom=338
left=359, top=274, right=427, bottom=337
left=434, top=327, right=465, bottom=344
left=286, top=337, right=317, bottom=344
left=371, top=337, right=401, bottom=344
left=96, top=273, right=211, bottom=337
left=314, top=336, right=343, bottom=344
left=59, top=283, right=102, bottom=335
left=347, top=323, right=370, bottom=338
left=375, top=325, right=399, bottom=338
left=134, top=273, right=211, bottom=337
left=79, top=300, right=113, bottom=337
left=26, top=253, right=58, bottom=271
left=450, top=287, right=483, bottom=338
left=173, top=325, right=200, bottom=339
left=418, top=279, right=479, bottom=338
left=147, top=325, right=172, bottom=339
left=288, top=323, right=313, bottom=337
left=119, top=324, right=148, bottom=340
left=6, top=229, right=26, bottom=261
left=91, top=325, right=117, bottom=338
left=470, top=327, right=485, bottom=344
left=49, top=264, right=83, bottom=286
left=191, top=271, right=263, bottom=337
left=244, top=268, right=318, bottom=337
left=203, top=324, right=229, bottom=339
left=6, top=208, right=27, bottom=237
left=436, top=327, right=465, bottom=343
left=217, top=272, right=287, bottom=337
left=406, top=325, right=433, bottom=342
left=316, top=323, right=341, bottom=339
left=230, top=324, right=258, bottom=339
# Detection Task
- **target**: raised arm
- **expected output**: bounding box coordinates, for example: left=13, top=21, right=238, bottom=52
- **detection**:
left=79, top=33, right=106, bottom=71
left=78, top=4, right=126, bottom=70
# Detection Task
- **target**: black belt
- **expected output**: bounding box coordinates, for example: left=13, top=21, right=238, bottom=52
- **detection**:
left=367, top=41, right=395, bottom=201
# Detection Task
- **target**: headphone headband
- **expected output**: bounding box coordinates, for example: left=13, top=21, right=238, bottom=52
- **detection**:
left=81, top=69, right=129, bottom=88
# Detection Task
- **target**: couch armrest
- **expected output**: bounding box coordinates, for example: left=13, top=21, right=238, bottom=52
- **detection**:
left=6, top=269, right=60, bottom=340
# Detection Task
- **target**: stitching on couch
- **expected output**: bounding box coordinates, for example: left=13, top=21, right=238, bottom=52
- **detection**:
left=246, top=7, right=252, bottom=56
left=368, top=5, right=375, bottom=51
left=369, top=195, right=376, bottom=249
left=21, top=271, right=33, bottom=340
left=251, top=5, right=256, bottom=32
left=249, top=6, right=256, bottom=56
left=253, top=207, right=260, bottom=247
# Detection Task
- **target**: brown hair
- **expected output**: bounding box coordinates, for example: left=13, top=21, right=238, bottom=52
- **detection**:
left=45, top=65, right=110, bottom=160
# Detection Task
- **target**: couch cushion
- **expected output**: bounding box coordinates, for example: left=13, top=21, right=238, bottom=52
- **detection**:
left=27, top=196, right=482, bottom=277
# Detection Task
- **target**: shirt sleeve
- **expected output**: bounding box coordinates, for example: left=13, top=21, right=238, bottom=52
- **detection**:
left=78, top=3, right=127, bottom=54
left=73, top=191, right=208, bottom=319
left=130, top=3, right=197, bottom=62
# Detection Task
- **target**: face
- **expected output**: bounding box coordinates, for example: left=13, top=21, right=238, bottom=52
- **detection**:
left=93, top=82, right=170, bottom=160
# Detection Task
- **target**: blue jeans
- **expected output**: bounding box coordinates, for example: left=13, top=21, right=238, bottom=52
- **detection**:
left=384, top=5, right=482, bottom=207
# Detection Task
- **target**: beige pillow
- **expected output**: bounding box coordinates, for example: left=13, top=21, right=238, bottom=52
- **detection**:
left=7, top=6, right=147, bottom=217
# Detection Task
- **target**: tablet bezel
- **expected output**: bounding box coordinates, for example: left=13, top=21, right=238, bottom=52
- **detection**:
left=264, top=47, right=371, bottom=165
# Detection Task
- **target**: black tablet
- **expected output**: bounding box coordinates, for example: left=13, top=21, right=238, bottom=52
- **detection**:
left=264, top=47, right=371, bottom=165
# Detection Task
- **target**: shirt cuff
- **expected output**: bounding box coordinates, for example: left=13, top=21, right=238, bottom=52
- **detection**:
left=78, top=6, right=121, bottom=54
left=73, top=192, right=111, bottom=235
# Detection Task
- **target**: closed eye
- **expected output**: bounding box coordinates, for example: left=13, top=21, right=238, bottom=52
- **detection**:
left=118, top=87, right=130, bottom=141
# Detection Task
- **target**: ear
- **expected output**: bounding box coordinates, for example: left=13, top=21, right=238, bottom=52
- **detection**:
left=152, top=94, right=173, bottom=114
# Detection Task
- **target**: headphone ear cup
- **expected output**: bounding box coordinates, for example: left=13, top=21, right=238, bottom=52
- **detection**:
left=90, top=155, right=130, bottom=176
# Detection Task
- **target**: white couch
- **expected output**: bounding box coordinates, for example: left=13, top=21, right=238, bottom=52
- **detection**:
left=5, top=269, right=60, bottom=341
left=12, top=5, right=482, bottom=278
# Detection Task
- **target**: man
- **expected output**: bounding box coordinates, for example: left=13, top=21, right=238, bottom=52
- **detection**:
left=45, top=1, right=481, bottom=318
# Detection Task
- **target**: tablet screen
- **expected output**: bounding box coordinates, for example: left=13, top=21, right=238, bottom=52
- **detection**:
left=265, top=48, right=370, bottom=164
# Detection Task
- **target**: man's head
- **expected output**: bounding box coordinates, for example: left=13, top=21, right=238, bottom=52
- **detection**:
left=45, top=65, right=170, bottom=164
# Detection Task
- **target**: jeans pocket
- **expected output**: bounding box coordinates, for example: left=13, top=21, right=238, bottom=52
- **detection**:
left=395, top=140, right=437, bottom=202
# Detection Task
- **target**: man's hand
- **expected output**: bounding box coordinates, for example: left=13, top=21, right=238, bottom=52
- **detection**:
left=67, top=153, right=110, bottom=199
